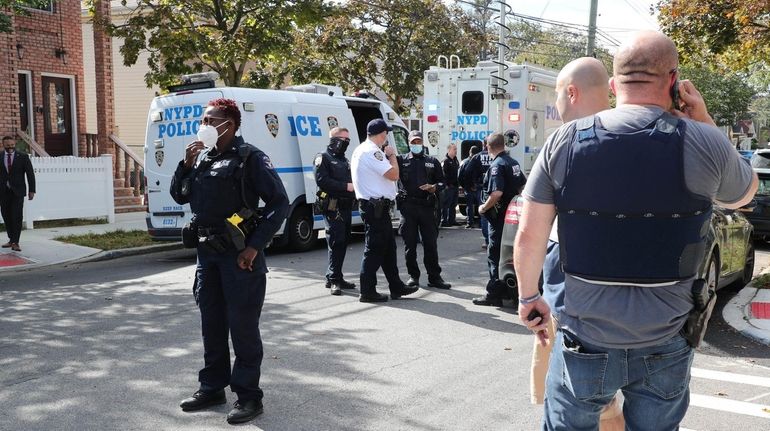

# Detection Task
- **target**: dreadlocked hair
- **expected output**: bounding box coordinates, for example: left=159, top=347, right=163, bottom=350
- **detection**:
left=208, top=98, right=241, bottom=130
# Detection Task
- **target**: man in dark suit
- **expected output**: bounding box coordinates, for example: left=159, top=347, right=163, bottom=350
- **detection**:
left=1, top=136, right=36, bottom=252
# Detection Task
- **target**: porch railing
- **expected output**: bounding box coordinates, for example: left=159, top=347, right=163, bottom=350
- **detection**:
left=110, top=134, right=144, bottom=198
left=17, top=130, right=50, bottom=157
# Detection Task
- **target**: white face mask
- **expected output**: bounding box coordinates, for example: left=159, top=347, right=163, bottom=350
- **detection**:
left=196, top=122, right=229, bottom=148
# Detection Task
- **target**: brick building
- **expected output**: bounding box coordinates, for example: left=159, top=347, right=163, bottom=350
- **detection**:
left=1, top=1, right=87, bottom=156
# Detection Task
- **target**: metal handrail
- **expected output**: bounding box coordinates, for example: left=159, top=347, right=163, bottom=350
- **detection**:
left=17, top=130, right=50, bottom=157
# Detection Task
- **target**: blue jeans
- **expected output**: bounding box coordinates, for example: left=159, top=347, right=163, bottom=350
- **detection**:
left=544, top=330, right=694, bottom=431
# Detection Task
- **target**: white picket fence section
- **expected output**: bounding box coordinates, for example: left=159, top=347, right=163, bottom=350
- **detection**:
left=0, top=155, right=115, bottom=229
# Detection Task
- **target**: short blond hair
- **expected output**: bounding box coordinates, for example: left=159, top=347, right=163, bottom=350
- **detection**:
left=329, top=127, right=349, bottom=138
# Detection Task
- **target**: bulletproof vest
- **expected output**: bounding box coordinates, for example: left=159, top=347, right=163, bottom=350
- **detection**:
left=190, top=142, right=259, bottom=227
left=554, top=113, right=712, bottom=284
left=317, top=151, right=352, bottom=197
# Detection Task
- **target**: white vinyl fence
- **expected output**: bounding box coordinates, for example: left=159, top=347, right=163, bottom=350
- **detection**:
left=0, top=155, right=115, bottom=229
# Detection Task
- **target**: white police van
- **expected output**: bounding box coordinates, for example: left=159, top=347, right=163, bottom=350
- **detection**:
left=143, top=74, right=409, bottom=251
left=422, top=58, right=560, bottom=172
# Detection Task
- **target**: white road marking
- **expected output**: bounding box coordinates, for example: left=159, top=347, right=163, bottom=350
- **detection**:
left=689, top=394, right=770, bottom=419
left=744, top=390, right=770, bottom=403
left=691, top=367, right=770, bottom=388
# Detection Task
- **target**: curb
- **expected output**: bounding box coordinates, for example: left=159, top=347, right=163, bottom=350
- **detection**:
left=722, top=270, right=770, bottom=346
left=74, top=242, right=184, bottom=263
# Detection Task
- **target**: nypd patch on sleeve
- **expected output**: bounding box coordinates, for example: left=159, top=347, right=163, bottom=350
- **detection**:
left=374, top=151, right=384, bottom=161
left=314, top=154, right=323, bottom=167
left=262, top=155, right=274, bottom=170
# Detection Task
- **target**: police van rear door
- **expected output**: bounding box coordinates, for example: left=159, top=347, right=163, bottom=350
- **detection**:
left=455, top=79, right=491, bottom=160
left=144, top=90, right=223, bottom=237
left=291, top=103, right=356, bottom=207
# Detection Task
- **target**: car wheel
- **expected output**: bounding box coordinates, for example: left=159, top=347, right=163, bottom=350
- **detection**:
left=728, top=243, right=755, bottom=291
left=706, top=253, right=719, bottom=293
left=287, top=205, right=318, bottom=252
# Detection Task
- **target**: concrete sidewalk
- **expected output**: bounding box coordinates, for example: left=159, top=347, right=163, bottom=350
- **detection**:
left=0, top=212, right=180, bottom=272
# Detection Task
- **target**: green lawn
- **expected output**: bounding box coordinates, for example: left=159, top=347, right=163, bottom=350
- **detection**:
left=54, top=229, right=156, bottom=250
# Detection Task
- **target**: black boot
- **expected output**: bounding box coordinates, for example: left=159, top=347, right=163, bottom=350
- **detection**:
left=226, top=399, right=264, bottom=424
left=180, top=389, right=226, bottom=412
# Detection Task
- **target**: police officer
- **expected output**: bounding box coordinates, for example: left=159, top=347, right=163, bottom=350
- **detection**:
left=398, top=131, right=451, bottom=289
left=473, top=133, right=526, bottom=306
left=315, top=127, right=357, bottom=295
left=351, top=119, right=418, bottom=303
left=170, top=98, right=289, bottom=424
left=441, top=143, right=460, bottom=226
left=467, top=142, right=493, bottom=247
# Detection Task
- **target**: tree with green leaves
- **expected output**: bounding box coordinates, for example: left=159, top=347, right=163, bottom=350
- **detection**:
left=0, top=1, right=55, bottom=32
left=260, top=0, right=481, bottom=115
left=678, top=65, right=756, bottom=127
left=657, top=0, right=770, bottom=72
left=88, top=0, right=325, bottom=89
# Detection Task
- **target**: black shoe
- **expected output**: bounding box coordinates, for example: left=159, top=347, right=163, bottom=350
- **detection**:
left=180, top=389, right=226, bottom=412
left=406, top=277, right=419, bottom=287
left=325, top=280, right=331, bottom=289
left=338, top=279, right=356, bottom=289
left=472, top=295, right=503, bottom=307
left=465, top=224, right=474, bottom=229
left=226, top=399, right=264, bottom=424
left=428, top=278, right=451, bottom=289
left=330, top=283, right=342, bottom=296
left=391, top=286, right=419, bottom=300
left=359, top=292, right=389, bottom=303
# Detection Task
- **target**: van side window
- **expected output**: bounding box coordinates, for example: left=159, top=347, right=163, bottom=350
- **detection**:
left=392, top=126, right=409, bottom=155
left=462, top=91, right=484, bottom=115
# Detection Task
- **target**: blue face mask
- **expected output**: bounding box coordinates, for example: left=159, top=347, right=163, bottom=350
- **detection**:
left=409, top=144, right=423, bottom=155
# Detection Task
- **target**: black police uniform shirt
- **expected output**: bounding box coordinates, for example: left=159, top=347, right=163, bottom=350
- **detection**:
left=398, top=152, right=445, bottom=200
left=483, top=151, right=526, bottom=210
left=170, top=136, right=289, bottom=273
left=314, top=149, right=355, bottom=201
left=468, top=150, right=493, bottom=187
left=442, top=155, right=459, bottom=187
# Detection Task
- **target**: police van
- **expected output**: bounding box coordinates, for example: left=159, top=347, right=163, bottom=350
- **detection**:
left=422, top=58, right=560, bottom=172
left=143, top=73, right=409, bottom=251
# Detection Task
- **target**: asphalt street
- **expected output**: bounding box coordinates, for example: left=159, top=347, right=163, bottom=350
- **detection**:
left=1, top=227, right=769, bottom=431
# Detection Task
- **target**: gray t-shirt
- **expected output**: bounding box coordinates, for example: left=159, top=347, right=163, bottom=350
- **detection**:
left=523, top=105, right=754, bottom=348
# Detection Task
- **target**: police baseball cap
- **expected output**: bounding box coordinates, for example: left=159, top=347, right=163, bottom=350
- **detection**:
left=408, top=130, right=423, bottom=143
left=367, top=119, right=393, bottom=135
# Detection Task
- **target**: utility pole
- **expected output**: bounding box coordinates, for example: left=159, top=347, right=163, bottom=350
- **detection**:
left=586, top=0, right=598, bottom=56
left=496, top=0, right=506, bottom=134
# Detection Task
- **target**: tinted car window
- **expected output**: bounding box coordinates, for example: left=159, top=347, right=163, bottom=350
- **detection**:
left=751, top=151, right=770, bottom=169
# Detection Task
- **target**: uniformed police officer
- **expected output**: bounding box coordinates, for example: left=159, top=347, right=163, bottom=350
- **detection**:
left=473, top=133, right=526, bottom=306
left=467, top=142, right=493, bottom=247
left=398, top=131, right=451, bottom=289
left=351, top=119, right=418, bottom=303
left=315, top=127, right=357, bottom=295
left=170, top=98, right=289, bottom=424
left=441, top=143, right=460, bottom=226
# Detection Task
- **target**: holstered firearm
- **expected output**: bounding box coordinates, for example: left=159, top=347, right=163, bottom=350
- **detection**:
left=224, top=208, right=261, bottom=251
left=314, top=190, right=338, bottom=213
left=681, top=278, right=716, bottom=348
left=370, top=198, right=391, bottom=219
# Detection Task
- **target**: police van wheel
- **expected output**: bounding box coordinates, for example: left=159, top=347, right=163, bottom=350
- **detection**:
left=288, top=206, right=318, bottom=252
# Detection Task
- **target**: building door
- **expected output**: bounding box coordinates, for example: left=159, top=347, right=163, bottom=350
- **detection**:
left=42, top=76, right=73, bottom=156
left=18, top=74, right=31, bottom=136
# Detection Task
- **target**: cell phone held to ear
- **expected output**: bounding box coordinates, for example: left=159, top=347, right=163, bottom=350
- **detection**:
left=671, top=80, right=681, bottom=109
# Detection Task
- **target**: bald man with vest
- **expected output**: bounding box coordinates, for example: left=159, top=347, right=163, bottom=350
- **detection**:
left=516, top=32, right=757, bottom=430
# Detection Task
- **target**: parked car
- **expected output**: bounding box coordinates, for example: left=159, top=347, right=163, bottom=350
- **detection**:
left=740, top=169, right=770, bottom=239
left=751, top=149, right=770, bottom=170
left=499, top=197, right=755, bottom=302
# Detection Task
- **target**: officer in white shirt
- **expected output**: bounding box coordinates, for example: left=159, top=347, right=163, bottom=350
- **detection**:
left=351, top=119, right=418, bottom=303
